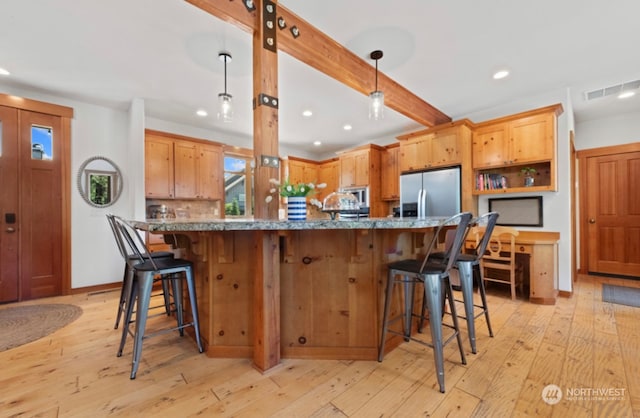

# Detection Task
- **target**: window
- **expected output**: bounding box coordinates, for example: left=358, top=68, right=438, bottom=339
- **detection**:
left=224, top=155, right=253, bottom=217
left=31, top=125, right=53, bottom=160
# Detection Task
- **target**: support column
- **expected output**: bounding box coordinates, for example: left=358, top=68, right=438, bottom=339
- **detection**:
left=252, top=0, right=281, bottom=372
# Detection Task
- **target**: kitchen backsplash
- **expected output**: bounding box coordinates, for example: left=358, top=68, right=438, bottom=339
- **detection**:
left=146, top=199, right=221, bottom=220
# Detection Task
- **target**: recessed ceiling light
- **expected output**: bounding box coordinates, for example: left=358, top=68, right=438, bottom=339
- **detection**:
left=618, top=91, right=636, bottom=99
left=493, top=70, right=510, bottom=80
left=302, top=110, right=313, bottom=117
left=0, top=68, right=10, bottom=76
left=343, top=124, right=352, bottom=131
left=313, top=140, right=322, bottom=146
left=196, top=109, right=208, bottom=117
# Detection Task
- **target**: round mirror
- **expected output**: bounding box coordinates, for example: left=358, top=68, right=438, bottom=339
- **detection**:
left=77, top=156, right=123, bottom=208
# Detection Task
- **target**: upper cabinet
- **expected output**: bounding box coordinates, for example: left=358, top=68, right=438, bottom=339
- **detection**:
left=317, top=159, right=339, bottom=201
left=145, top=134, right=175, bottom=198
left=398, top=126, right=463, bottom=173
left=397, top=121, right=476, bottom=214
left=471, top=104, right=563, bottom=194
left=339, top=148, right=373, bottom=188
left=145, top=130, right=223, bottom=200
left=381, top=145, right=399, bottom=201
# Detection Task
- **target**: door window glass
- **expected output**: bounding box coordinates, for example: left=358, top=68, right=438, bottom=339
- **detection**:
left=31, top=125, right=53, bottom=160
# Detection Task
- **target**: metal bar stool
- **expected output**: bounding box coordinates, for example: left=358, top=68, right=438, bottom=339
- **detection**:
left=378, top=212, right=472, bottom=393
left=106, top=214, right=174, bottom=329
left=112, top=216, right=203, bottom=379
left=452, top=212, right=499, bottom=354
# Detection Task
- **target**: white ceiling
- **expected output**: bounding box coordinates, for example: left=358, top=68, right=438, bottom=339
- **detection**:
left=1, top=0, right=639, bottom=158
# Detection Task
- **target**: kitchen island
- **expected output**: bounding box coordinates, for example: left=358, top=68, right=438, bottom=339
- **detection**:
left=132, top=217, right=447, bottom=372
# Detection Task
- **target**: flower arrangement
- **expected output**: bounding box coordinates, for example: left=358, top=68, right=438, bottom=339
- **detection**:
left=265, top=178, right=326, bottom=209
left=519, top=167, right=537, bottom=176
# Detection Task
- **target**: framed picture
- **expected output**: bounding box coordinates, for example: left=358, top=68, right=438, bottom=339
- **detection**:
left=85, top=169, right=116, bottom=206
left=488, top=196, right=543, bottom=227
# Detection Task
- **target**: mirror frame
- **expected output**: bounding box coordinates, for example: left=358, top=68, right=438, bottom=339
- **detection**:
left=76, top=156, right=123, bottom=208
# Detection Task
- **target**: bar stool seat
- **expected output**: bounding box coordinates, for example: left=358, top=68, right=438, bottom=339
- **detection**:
left=378, top=212, right=472, bottom=393
left=112, top=216, right=203, bottom=379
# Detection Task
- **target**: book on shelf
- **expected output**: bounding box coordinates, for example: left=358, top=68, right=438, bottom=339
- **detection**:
left=476, top=173, right=507, bottom=191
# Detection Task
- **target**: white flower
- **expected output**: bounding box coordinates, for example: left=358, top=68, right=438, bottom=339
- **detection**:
left=299, top=185, right=306, bottom=193
left=286, top=185, right=293, bottom=192
left=265, top=195, right=273, bottom=203
left=307, top=183, right=315, bottom=189
left=269, top=178, right=280, bottom=186
left=309, top=198, right=323, bottom=208
left=269, top=188, right=277, bottom=193
left=316, top=183, right=327, bottom=189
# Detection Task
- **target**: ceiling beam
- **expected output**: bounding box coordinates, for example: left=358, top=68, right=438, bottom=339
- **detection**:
left=186, top=0, right=451, bottom=127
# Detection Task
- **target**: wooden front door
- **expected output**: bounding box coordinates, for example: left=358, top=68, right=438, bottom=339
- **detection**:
left=585, top=148, right=640, bottom=277
left=0, top=105, right=64, bottom=302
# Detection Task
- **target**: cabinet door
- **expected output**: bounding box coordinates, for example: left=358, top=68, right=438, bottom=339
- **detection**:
left=354, top=151, right=370, bottom=186
left=431, top=130, right=461, bottom=167
left=509, top=113, right=555, bottom=164
left=197, top=143, right=223, bottom=200
left=287, top=159, right=306, bottom=184
left=173, top=140, right=198, bottom=198
left=318, top=160, right=339, bottom=200
left=472, top=123, right=509, bottom=168
left=399, top=140, right=419, bottom=172
left=381, top=147, right=399, bottom=200
left=339, top=154, right=357, bottom=187
left=145, top=136, right=174, bottom=198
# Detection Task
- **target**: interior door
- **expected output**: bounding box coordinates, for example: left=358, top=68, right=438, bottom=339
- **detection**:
left=586, top=151, right=640, bottom=276
left=0, top=106, right=19, bottom=302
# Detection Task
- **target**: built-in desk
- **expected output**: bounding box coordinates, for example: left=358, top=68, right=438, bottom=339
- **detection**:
left=466, top=230, right=559, bottom=304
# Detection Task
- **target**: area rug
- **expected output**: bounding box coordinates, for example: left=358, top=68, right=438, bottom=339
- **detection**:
left=602, top=284, right=640, bottom=308
left=0, top=304, right=83, bottom=351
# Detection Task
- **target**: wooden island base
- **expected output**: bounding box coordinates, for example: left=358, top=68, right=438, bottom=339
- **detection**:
left=134, top=218, right=559, bottom=372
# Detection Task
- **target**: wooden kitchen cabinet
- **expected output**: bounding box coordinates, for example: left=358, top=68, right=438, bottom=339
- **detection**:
left=339, top=149, right=371, bottom=188
left=145, top=130, right=223, bottom=200
left=398, top=126, right=462, bottom=173
left=472, top=104, right=563, bottom=194
left=145, top=134, right=175, bottom=198
left=397, top=121, right=476, bottom=215
left=381, top=145, right=399, bottom=200
left=287, top=157, right=319, bottom=186
left=317, top=159, right=339, bottom=201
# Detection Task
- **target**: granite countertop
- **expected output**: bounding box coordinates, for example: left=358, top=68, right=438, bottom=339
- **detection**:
left=131, top=217, right=450, bottom=232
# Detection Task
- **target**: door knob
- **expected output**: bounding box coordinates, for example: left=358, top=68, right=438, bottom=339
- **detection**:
left=6, top=227, right=16, bottom=233
left=589, top=218, right=596, bottom=224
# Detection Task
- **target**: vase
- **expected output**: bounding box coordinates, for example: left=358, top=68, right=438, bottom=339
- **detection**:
left=287, top=196, right=307, bottom=221
left=524, top=175, right=534, bottom=187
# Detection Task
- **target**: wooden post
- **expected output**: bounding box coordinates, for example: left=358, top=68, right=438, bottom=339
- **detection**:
left=252, top=0, right=281, bottom=372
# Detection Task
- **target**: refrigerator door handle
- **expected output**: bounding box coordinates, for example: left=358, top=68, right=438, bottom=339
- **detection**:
left=417, top=189, right=425, bottom=219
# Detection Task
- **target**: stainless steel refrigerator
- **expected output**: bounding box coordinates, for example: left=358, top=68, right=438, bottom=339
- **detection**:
left=399, top=166, right=461, bottom=218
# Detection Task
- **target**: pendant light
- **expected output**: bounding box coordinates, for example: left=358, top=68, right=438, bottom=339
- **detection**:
left=368, top=50, right=384, bottom=120
left=218, top=52, right=233, bottom=122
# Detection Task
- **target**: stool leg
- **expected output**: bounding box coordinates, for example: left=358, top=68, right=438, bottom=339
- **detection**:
left=185, top=267, right=204, bottom=353
left=162, top=279, right=171, bottom=316
left=422, top=273, right=446, bottom=393
left=378, top=269, right=395, bottom=362
left=475, top=264, right=493, bottom=337
left=130, top=272, right=155, bottom=379
left=402, top=274, right=416, bottom=341
left=458, top=261, right=477, bottom=354
left=171, top=276, right=184, bottom=336
left=445, top=276, right=467, bottom=367
left=117, top=267, right=136, bottom=356
left=114, top=262, right=129, bottom=329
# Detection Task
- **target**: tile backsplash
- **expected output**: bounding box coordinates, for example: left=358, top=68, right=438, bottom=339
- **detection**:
left=146, top=199, right=221, bottom=220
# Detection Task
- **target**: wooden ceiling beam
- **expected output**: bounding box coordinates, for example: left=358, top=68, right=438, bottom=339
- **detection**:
left=185, top=0, right=451, bottom=127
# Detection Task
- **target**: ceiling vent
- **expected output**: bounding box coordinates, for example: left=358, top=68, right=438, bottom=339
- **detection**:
left=585, top=79, right=640, bottom=101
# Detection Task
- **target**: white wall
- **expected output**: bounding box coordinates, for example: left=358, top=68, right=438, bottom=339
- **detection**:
left=462, top=88, right=574, bottom=293
left=575, top=110, right=640, bottom=150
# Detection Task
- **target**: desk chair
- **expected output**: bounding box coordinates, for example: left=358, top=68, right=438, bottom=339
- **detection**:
left=476, top=226, right=521, bottom=300
left=378, top=212, right=472, bottom=393
left=112, top=216, right=203, bottom=379
left=106, top=214, right=174, bottom=329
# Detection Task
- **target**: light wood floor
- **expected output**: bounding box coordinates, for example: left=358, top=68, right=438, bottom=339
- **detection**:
left=1, top=274, right=638, bottom=417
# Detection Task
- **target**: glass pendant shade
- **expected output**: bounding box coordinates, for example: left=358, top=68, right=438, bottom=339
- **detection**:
left=369, top=90, right=384, bottom=120
left=218, top=92, right=233, bottom=122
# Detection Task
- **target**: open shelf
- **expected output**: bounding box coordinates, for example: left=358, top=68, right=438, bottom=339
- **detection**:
left=473, top=161, right=555, bottom=195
